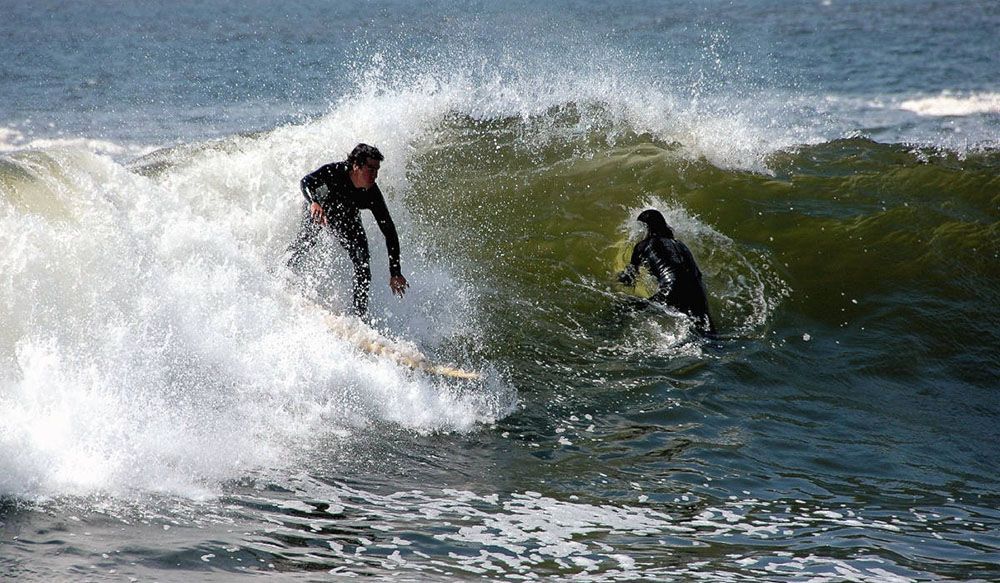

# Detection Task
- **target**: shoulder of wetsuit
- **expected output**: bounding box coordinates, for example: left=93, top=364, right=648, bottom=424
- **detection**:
left=313, top=162, right=352, bottom=194
left=662, top=237, right=689, bottom=255
left=303, top=162, right=339, bottom=187
left=323, top=161, right=350, bottom=180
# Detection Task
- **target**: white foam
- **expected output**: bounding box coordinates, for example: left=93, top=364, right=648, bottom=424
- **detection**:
left=900, top=92, right=1000, bottom=117
left=0, top=127, right=24, bottom=149
left=800, top=92, right=999, bottom=150
left=309, top=46, right=825, bottom=174
left=231, top=482, right=940, bottom=580
left=0, top=126, right=143, bottom=157
left=0, top=145, right=513, bottom=499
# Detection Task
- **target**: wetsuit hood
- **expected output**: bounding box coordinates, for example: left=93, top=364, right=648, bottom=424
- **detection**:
left=637, top=209, right=674, bottom=238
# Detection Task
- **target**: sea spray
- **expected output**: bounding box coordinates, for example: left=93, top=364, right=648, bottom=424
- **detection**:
left=0, top=143, right=513, bottom=499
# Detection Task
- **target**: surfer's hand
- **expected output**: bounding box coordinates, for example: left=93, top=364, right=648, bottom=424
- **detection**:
left=390, top=275, right=409, bottom=297
left=617, top=266, right=637, bottom=286
left=309, top=202, right=327, bottom=225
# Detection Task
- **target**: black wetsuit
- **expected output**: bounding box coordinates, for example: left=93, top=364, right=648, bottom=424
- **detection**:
left=621, top=235, right=716, bottom=333
left=287, top=161, right=401, bottom=316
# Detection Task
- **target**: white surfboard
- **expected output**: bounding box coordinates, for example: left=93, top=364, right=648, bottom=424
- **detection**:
left=296, top=294, right=481, bottom=380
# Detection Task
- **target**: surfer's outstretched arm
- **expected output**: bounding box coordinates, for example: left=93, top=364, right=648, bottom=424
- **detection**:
left=370, top=194, right=408, bottom=297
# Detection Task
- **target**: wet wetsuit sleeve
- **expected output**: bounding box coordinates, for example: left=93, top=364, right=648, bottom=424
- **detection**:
left=369, top=187, right=402, bottom=277
left=629, top=239, right=647, bottom=268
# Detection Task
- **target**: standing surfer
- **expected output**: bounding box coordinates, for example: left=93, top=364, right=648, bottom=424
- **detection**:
left=287, top=143, right=408, bottom=318
left=618, top=209, right=716, bottom=334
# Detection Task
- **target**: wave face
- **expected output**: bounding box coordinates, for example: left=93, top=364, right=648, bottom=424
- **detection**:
left=1, top=1, right=998, bottom=581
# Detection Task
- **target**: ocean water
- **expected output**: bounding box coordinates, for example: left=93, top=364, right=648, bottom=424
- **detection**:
left=1, top=1, right=998, bottom=581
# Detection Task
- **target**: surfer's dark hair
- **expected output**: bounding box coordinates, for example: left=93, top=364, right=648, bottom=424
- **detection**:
left=637, top=209, right=674, bottom=238
left=348, top=143, right=384, bottom=167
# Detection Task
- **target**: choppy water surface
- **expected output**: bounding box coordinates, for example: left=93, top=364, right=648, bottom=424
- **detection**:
left=1, top=1, right=998, bottom=580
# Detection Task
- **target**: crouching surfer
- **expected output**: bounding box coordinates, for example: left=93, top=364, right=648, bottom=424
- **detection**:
left=617, top=209, right=717, bottom=335
left=286, top=143, right=408, bottom=319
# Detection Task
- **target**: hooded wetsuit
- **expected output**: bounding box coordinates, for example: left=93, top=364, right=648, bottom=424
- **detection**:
left=287, top=161, right=401, bottom=316
left=620, top=211, right=716, bottom=333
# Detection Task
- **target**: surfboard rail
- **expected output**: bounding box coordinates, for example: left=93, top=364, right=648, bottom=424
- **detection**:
left=296, top=294, right=481, bottom=380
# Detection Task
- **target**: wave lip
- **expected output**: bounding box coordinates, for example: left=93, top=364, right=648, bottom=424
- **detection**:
left=899, top=92, right=1000, bottom=117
